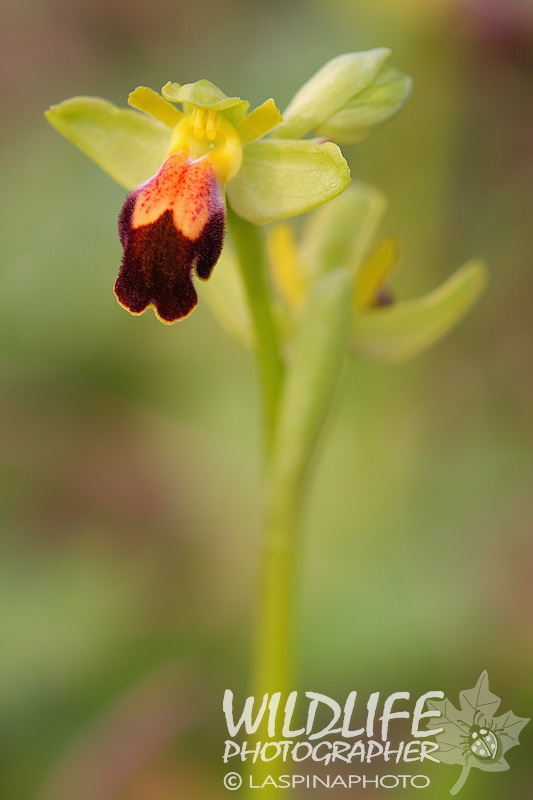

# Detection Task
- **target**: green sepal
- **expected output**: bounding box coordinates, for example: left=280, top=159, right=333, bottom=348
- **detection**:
left=128, top=86, right=183, bottom=127
left=45, top=97, right=171, bottom=190
left=299, top=183, right=386, bottom=277
left=162, top=79, right=242, bottom=110
left=227, top=139, right=351, bottom=225
left=275, top=49, right=391, bottom=140
left=352, top=259, right=487, bottom=362
left=268, top=267, right=354, bottom=505
left=237, top=99, right=283, bottom=143
left=316, top=67, right=412, bottom=145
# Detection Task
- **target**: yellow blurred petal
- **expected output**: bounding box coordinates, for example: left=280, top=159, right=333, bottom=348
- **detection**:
left=354, top=236, right=399, bottom=309
left=267, top=224, right=306, bottom=312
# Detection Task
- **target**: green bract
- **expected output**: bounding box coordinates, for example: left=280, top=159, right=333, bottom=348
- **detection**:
left=351, top=260, right=487, bottom=361
left=316, top=66, right=412, bottom=145
left=275, top=49, right=411, bottom=145
left=268, top=266, right=354, bottom=507
left=298, top=182, right=387, bottom=276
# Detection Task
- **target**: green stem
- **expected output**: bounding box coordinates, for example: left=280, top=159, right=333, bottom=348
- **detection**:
left=254, top=485, right=299, bottom=703
left=229, top=214, right=299, bottom=693
left=229, top=210, right=296, bottom=798
left=227, top=208, right=284, bottom=453
left=250, top=266, right=353, bottom=724
left=450, top=765, right=470, bottom=796
left=248, top=489, right=300, bottom=796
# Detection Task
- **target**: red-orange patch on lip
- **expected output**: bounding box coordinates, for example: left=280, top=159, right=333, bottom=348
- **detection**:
left=131, top=154, right=187, bottom=229
left=115, top=153, right=225, bottom=323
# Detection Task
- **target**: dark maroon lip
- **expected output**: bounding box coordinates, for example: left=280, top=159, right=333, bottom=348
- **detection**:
left=115, top=169, right=225, bottom=323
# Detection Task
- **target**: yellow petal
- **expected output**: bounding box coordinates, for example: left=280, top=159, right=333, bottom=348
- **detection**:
left=128, top=86, right=183, bottom=127
left=236, top=99, right=283, bottom=143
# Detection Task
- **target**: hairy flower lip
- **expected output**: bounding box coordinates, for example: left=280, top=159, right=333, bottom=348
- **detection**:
left=115, top=152, right=225, bottom=324
left=112, top=87, right=251, bottom=323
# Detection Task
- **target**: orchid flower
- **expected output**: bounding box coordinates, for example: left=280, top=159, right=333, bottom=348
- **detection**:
left=45, top=49, right=411, bottom=323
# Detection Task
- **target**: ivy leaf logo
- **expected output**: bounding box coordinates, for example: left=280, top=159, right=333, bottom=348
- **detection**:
left=426, top=671, right=529, bottom=795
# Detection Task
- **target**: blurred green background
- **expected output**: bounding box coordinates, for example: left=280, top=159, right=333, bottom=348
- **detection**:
left=1, top=0, right=531, bottom=798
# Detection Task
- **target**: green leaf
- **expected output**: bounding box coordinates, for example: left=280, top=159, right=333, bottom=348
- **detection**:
left=227, top=139, right=351, bottom=225
left=299, top=182, right=386, bottom=277
left=45, top=97, right=171, bottom=190
left=352, top=259, right=487, bottom=362
left=269, top=267, right=354, bottom=505
left=275, top=49, right=391, bottom=140
left=316, top=67, right=412, bottom=145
